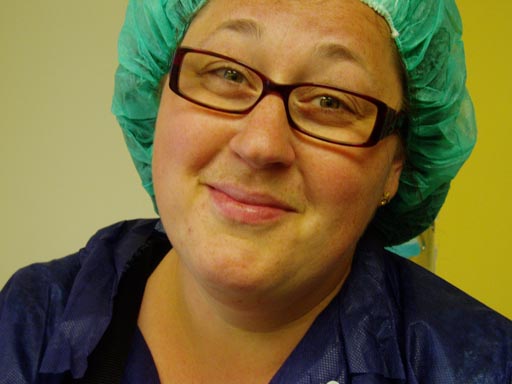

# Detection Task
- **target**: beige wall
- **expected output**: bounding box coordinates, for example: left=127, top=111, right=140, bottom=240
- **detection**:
left=0, top=0, right=155, bottom=285
left=1, top=1, right=510, bottom=318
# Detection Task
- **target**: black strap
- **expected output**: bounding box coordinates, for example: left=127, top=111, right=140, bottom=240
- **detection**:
left=73, top=232, right=170, bottom=383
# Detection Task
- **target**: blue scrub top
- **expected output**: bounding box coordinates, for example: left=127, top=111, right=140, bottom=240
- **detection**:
left=1, top=219, right=510, bottom=383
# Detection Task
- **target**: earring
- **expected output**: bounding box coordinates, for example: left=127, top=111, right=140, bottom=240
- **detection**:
left=380, top=192, right=391, bottom=206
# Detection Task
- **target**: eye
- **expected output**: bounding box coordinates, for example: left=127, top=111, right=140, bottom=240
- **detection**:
left=192, top=56, right=259, bottom=90
left=203, top=63, right=250, bottom=85
left=219, top=68, right=246, bottom=84
left=315, top=95, right=357, bottom=115
left=318, top=96, right=342, bottom=109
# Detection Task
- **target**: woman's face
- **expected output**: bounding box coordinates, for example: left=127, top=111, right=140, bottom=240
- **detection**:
left=153, top=0, right=403, bottom=304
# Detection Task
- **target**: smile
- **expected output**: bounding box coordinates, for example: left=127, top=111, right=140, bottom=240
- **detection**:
left=207, top=183, right=295, bottom=225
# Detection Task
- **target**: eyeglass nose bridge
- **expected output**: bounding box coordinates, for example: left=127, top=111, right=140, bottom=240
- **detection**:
left=245, top=77, right=299, bottom=130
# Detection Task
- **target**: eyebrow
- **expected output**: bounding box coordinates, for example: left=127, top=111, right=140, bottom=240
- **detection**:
left=210, top=18, right=263, bottom=40
left=313, top=42, right=368, bottom=71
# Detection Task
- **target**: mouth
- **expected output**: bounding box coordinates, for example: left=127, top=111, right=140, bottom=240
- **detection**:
left=207, top=183, right=296, bottom=224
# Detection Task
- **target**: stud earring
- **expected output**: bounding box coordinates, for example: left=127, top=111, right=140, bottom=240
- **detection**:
left=380, top=192, right=391, bottom=206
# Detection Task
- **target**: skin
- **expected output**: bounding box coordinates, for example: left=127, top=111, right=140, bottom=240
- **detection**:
left=140, top=0, right=404, bottom=382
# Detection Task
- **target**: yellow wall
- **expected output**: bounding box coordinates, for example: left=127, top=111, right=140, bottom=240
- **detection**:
left=1, top=1, right=510, bottom=318
left=436, top=1, right=512, bottom=318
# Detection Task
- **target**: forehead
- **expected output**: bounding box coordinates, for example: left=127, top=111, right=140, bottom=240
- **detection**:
left=186, top=0, right=393, bottom=49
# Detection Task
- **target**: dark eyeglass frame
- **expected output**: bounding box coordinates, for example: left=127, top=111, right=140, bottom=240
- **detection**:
left=168, top=47, right=405, bottom=147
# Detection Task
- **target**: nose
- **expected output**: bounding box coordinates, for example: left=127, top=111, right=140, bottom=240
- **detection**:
left=229, top=95, right=296, bottom=169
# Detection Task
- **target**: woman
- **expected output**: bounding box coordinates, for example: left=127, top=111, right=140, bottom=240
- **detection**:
left=1, top=0, right=510, bottom=383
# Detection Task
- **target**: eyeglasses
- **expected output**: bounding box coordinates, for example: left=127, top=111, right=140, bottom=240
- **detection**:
left=169, top=47, right=404, bottom=147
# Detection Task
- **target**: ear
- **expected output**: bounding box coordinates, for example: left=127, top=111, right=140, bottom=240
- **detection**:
left=384, top=150, right=404, bottom=200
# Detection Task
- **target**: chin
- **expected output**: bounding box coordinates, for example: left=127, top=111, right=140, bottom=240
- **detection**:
left=187, top=241, right=289, bottom=296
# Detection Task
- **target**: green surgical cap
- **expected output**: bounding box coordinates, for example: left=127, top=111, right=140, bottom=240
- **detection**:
left=112, top=0, right=476, bottom=246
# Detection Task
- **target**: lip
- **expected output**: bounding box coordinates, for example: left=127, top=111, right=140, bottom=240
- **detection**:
left=207, top=183, right=295, bottom=224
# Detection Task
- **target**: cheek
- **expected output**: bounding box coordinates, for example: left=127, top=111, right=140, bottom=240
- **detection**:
left=300, top=145, right=392, bottom=231
left=303, top=151, right=377, bottom=207
left=153, top=99, right=227, bottom=185
left=152, top=99, right=205, bottom=220
left=153, top=111, right=202, bottom=177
